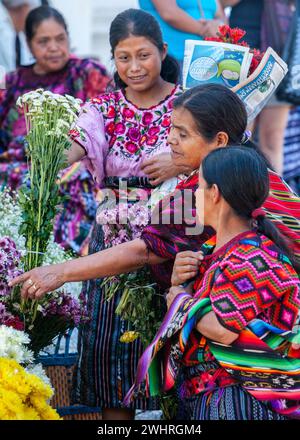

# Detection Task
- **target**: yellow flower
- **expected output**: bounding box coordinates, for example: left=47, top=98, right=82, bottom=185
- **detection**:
left=0, top=358, right=61, bottom=420
left=120, top=331, right=140, bottom=343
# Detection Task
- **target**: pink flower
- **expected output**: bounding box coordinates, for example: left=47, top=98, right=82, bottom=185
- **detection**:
left=125, top=141, right=139, bottom=154
left=146, top=136, right=158, bottom=146
left=115, top=122, right=126, bottom=134
left=142, top=112, right=153, bottom=125
left=148, top=126, right=160, bottom=136
left=128, top=127, right=141, bottom=142
left=123, top=107, right=135, bottom=119
left=106, top=121, right=115, bottom=135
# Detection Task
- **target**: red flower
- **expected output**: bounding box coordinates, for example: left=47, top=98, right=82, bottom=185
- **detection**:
left=218, top=24, right=230, bottom=38
left=229, top=27, right=246, bottom=44
left=69, top=129, right=80, bottom=138
left=123, top=107, right=135, bottom=119
left=146, top=136, right=158, bottom=146
left=249, top=48, right=264, bottom=74
left=106, top=121, right=115, bottom=135
left=148, top=126, right=160, bottom=136
left=107, top=106, right=116, bottom=119
left=161, top=116, right=171, bottom=128
left=239, top=41, right=249, bottom=47
left=5, top=316, right=24, bottom=331
left=125, top=141, right=139, bottom=153
left=109, top=135, right=117, bottom=147
left=142, top=112, right=153, bottom=125
left=115, top=122, right=126, bottom=134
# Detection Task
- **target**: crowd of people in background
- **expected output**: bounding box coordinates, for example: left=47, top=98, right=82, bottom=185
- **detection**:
left=1, top=0, right=300, bottom=422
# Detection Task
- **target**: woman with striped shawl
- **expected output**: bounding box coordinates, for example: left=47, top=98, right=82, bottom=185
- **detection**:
left=125, top=147, right=300, bottom=420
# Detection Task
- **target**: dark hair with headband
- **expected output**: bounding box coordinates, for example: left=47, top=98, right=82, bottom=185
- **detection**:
left=109, top=8, right=179, bottom=88
left=202, top=147, right=299, bottom=272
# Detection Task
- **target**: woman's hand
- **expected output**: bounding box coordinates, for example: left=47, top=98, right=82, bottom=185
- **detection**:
left=8, top=264, right=66, bottom=300
left=141, top=152, right=190, bottom=186
left=201, top=18, right=225, bottom=38
left=166, top=285, right=186, bottom=309
left=171, top=251, right=204, bottom=286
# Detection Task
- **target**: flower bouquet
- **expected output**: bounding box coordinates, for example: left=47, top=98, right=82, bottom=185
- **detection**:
left=98, top=202, right=165, bottom=347
left=0, top=325, right=60, bottom=420
left=0, top=89, right=88, bottom=356
left=0, top=230, right=88, bottom=356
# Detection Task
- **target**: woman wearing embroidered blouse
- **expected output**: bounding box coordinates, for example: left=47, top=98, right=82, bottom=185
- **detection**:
left=139, top=0, right=226, bottom=67
left=25, top=8, right=183, bottom=421
left=66, top=9, right=186, bottom=420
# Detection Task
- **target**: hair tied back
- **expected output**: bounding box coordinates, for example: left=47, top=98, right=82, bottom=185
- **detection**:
left=241, top=130, right=252, bottom=144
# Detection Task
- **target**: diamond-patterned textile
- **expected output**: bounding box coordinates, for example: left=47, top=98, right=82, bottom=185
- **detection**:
left=125, top=231, right=300, bottom=418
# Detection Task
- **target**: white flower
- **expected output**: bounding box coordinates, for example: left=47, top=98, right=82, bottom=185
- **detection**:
left=57, top=119, right=70, bottom=129
left=0, top=325, right=34, bottom=365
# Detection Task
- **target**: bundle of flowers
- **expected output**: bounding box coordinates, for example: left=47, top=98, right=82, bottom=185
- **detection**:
left=0, top=190, right=86, bottom=355
left=206, top=24, right=264, bottom=75
left=0, top=325, right=60, bottom=420
left=0, top=89, right=89, bottom=355
left=98, top=202, right=164, bottom=346
left=0, top=358, right=60, bottom=420
left=16, top=89, right=82, bottom=272
left=0, top=233, right=88, bottom=355
left=0, top=236, right=23, bottom=297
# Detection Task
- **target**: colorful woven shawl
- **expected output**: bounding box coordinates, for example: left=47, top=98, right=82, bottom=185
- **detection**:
left=142, top=170, right=300, bottom=291
left=125, top=233, right=300, bottom=418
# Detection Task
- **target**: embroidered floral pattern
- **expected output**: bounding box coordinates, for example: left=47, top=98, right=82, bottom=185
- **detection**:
left=90, top=86, right=181, bottom=160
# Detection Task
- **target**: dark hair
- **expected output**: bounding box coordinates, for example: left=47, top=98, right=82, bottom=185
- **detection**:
left=25, top=6, right=68, bottom=42
left=109, top=8, right=179, bottom=88
left=174, top=84, right=247, bottom=145
left=202, top=147, right=300, bottom=271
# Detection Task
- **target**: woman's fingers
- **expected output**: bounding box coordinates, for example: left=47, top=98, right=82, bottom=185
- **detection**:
left=8, top=272, right=30, bottom=287
left=10, top=265, right=64, bottom=300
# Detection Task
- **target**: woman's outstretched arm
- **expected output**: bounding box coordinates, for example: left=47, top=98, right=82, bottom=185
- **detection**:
left=9, top=238, right=166, bottom=299
left=65, top=140, right=86, bottom=165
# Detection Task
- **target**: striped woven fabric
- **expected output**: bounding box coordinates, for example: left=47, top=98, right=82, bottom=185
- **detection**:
left=264, top=170, right=300, bottom=258
left=125, top=232, right=300, bottom=418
